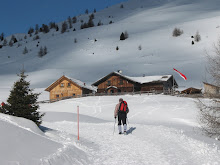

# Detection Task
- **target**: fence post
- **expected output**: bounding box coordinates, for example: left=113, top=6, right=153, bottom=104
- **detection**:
left=77, top=106, right=79, bottom=140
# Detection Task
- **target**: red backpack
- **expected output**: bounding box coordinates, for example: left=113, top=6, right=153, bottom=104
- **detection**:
left=119, top=101, right=128, bottom=112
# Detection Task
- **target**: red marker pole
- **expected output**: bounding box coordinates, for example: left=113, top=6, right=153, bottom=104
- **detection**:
left=77, top=106, right=79, bottom=140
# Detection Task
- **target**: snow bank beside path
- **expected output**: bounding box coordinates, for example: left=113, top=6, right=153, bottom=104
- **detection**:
left=0, top=113, right=91, bottom=165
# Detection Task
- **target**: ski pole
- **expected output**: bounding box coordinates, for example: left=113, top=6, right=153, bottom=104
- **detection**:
left=113, top=118, right=116, bottom=135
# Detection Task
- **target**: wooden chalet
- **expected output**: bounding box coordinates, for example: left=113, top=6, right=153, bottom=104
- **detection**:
left=92, top=71, right=178, bottom=94
left=45, top=75, right=95, bottom=100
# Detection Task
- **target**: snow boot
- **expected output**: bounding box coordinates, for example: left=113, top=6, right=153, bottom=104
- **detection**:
left=118, top=125, right=122, bottom=134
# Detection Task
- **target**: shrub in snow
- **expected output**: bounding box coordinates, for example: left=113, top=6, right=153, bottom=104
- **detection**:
left=116, top=46, right=119, bottom=50
left=109, top=21, right=113, bottom=24
left=0, top=45, right=2, bottom=49
left=194, top=31, right=201, bottom=42
left=120, top=4, right=124, bottom=8
left=73, top=28, right=76, bottom=31
left=74, top=38, right=77, bottom=43
left=138, top=45, right=142, bottom=50
left=172, top=27, right=183, bottom=37
left=61, top=21, right=68, bottom=33
left=23, top=46, right=28, bottom=54
left=124, top=31, right=129, bottom=39
left=0, top=70, right=44, bottom=126
left=97, top=20, right=103, bottom=26
left=33, top=35, right=40, bottom=41
left=192, top=41, right=194, bottom=45
left=56, top=25, right=59, bottom=31
left=24, top=35, right=27, bottom=39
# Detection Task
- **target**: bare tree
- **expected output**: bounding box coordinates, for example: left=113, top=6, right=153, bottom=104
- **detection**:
left=194, top=31, right=201, bottom=42
left=206, top=39, right=220, bottom=86
left=198, top=99, right=220, bottom=139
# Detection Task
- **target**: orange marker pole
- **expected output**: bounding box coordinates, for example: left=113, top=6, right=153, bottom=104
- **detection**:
left=77, top=106, right=79, bottom=140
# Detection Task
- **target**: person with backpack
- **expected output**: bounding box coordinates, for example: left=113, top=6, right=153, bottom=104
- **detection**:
left=114, top=98, right=129, bottom=134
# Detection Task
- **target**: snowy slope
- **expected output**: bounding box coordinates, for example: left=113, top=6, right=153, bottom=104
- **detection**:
left=1, top=0, right=220, bottom=103
left=39, top=94, right=220, bottom=165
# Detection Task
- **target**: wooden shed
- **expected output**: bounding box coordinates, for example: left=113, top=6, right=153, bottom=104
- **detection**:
left=181, top=87, right=202, bottom=94
left=203, top=82, right=220, bottom=97
left=92, top=71, right=178, bottom=94
left=45, top=75, right=95, bottom=100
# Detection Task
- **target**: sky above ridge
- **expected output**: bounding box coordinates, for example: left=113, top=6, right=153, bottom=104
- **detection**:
left=0, top=0, right=127, bottom=37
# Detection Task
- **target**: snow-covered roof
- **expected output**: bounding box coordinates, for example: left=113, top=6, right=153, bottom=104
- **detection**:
left=65, top=76, right=96, bottom=91
left=45, top=75, right=96, bottom=92
left=93, top=71, right=173, bottom=86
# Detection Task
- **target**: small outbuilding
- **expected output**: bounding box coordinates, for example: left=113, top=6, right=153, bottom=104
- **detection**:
left=203, top=82, right=220, bottom=97
left=181, top=87, right=202, bottom=94
left=45, top=75, right=95, bottom=101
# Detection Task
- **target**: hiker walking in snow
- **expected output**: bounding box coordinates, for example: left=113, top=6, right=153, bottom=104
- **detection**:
left=114, top=98, right=129, bottom=134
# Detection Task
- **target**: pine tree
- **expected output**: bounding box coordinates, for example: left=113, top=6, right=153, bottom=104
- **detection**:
left=3, top=70, right=44, bottom=126
left=43, top=46, right=47, bottom=55
left=72, top=16, right=77, bottom=24
left=61, top=21, right=68, bottom=33
left=68, top=16, right=73, bottom=29
left=38, top=47, right=44, bottom=57
left=3, top=39, right=7, bottom=46
left=88, top=19, right=94, bottom=27
left=28, top=27, right=34, bottom=34
left=0, top=33, right=4, bottom=41
left=23, top=46, right=28, bottom=54
left=85, top=9, right=89, bottom=14
left=120, top=32, right=125, bottom=40
left=35, top=24, right=39, bottom=31
left=94, top=8, right=96, bottom=13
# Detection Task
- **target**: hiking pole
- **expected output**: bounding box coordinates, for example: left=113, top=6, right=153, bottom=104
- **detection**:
left=113, top=118, right=116, bottom=135
left=126, top=117, right=130, bottom=129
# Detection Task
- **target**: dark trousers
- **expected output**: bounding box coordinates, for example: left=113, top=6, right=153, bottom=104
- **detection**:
left=118, top=112, right=127, bottom=125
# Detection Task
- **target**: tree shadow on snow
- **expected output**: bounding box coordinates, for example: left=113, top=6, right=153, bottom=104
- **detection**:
left=39, top=125, right=54, bottom=132
left=126, top=127, right=136, bottom=135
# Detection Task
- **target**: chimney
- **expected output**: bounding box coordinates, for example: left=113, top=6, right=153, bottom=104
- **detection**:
left=117, top=70, right=122, bottom=74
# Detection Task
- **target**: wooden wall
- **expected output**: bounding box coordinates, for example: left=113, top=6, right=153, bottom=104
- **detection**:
left=97, top=75, right=134, bottom=93
left=141, top=83, right=164, bottom=92
left=50, top=79, right=82, bottom=100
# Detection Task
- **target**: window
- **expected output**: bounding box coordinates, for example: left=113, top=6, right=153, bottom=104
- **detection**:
left=60, top=83, right=64, bottom=87
left=56, top=95, right=59, bottom=98
left=67, top=83, right=71, bottom=87
left=119, top=80, right=123, bottom=85
left=107, top=80, right=111, bottom=86
left=73, top=93, right=75, bottom=96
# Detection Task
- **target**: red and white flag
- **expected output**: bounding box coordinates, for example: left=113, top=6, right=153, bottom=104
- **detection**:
left=173, top=68, right=187, bottom=80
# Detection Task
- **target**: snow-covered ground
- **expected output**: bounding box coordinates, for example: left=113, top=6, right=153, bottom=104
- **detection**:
left=2, top=94, right=220, bottom=164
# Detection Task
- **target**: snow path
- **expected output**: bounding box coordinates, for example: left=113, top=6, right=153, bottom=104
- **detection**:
left=40, top=95, right=220, bottom=165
